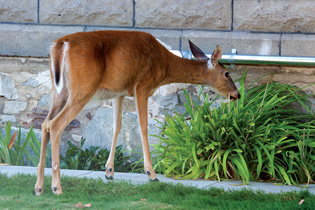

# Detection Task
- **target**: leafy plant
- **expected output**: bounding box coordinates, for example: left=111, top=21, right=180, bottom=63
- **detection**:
left=60, top=139, right=129, bottom=171
left=152, top=69, right=315, bottom=186
left=0, top=122, right=50, bottom=167
left=24, top=128, right=51, bottom=168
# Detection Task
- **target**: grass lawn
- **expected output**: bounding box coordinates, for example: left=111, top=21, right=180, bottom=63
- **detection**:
left=0, top=173, right=314, bottom=210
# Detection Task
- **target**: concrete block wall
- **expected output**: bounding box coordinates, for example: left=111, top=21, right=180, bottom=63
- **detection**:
left=1, top=0, right=315, bottom=156
left=1, top=0, right=315, bottom=57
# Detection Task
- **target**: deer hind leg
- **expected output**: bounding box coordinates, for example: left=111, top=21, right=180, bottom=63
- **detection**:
left=134, top=86, right=159, bottom=182
left=105, top=95, right=124, bottom=180
left=34, top=124, right=49, bottom=196
left=35, top=91, right=68, bottom=196
left=49, top=95, right=92, bottom=195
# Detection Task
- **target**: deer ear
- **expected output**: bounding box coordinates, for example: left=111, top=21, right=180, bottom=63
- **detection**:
left=189, top=40, right=208, bottom=60
left=211, top=45, right=222, bottom=66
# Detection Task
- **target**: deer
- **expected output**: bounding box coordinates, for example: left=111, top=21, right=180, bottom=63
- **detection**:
left=34, top=30, right=240, bottom=196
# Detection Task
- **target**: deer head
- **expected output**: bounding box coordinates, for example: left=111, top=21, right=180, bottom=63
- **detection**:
left=189, top=40, right=241, bottom=100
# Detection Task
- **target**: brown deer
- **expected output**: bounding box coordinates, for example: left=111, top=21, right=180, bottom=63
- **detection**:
left=34, top=30, right=240, bottom=195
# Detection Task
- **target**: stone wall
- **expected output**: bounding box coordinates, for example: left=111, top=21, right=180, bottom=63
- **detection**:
left=1, top=0, right=315, bottom=157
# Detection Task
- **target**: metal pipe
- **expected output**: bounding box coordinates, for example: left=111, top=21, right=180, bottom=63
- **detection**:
left=170, top=50, right=315, bottom=67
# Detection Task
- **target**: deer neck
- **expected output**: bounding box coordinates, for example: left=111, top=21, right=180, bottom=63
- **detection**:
left=166, top=54, right=211, bottom=85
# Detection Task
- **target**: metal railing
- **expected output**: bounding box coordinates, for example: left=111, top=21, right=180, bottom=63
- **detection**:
left=170, top=50, right=315, bottom=67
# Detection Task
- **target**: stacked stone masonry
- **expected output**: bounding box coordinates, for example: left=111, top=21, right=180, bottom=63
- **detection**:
left=0, top=0, right=315, bottom=156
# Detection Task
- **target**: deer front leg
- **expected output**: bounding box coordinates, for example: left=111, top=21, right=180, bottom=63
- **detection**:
left=134, top=87, right=159, bottom=182
left=105, top=96, right=124, bottom=180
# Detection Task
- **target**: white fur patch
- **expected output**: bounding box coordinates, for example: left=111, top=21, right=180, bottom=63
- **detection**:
left=53, top=164, right=58, bottom=171
left=207, top=58, right=213, bottom=68
left=50, top=44, right=57, bottom=91
left=52, top=42, right=69, bottom=94
left=50, top=56, right=55, bottom=84
left=58, top=42, right=68, bottom=94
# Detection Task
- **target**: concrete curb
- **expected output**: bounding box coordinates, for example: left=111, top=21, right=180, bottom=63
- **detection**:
left=1, top=165, right=315, bottom=194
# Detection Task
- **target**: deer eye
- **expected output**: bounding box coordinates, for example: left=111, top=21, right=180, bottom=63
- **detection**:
left=225, top=72, right=230, bottom=78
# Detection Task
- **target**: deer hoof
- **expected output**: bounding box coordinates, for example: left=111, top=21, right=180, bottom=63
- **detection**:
left=149, top=178, right=159, bottom=182
left=105, top=167, right=113, bottom=172
left=35, top=187, right=42, bottom=196
left=52, top=186, right=62, bottom=195
left=105, top=174, right=113, bottom=180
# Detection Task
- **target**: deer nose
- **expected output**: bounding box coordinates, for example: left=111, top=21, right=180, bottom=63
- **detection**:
left=230, top=91, right=241, bottom=100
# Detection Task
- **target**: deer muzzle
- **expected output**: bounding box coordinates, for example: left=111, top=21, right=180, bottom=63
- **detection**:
left=229, top=91, right=241, bottom=101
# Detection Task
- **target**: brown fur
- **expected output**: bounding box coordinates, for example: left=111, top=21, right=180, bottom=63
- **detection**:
left=35, top=30, right=240, bottom=196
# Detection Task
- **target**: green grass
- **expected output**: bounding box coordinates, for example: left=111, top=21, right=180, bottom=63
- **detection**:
left=0, top=173, right=314, bottom=210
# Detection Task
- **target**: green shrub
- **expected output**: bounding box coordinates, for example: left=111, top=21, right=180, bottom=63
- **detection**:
left=152, top=70, right=315, bottom=186
left=0, top=122, right=50, bottom=167
left=60, top=139, right=129, bottom=171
